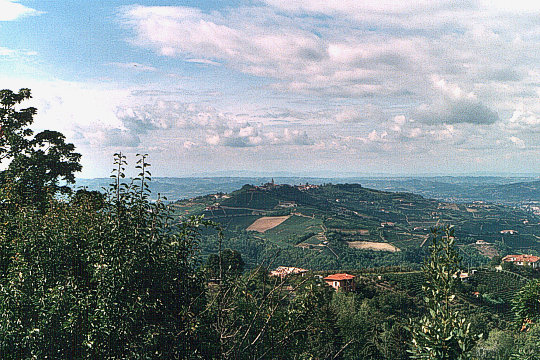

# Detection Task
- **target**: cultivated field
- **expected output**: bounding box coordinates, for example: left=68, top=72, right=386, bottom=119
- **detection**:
left=346, top=241, right=400, bottom=252
left=247, top=216, right=291, bottom=233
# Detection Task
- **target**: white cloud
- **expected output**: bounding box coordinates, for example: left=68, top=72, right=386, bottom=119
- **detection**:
left=262, top=0, right=461, bottom=16
left=509, top=136, right=526, bottom=148
left=0, top=47, right=37, bottom=59
left=0, top=0, right=41, bottom=21
left=185, top=58, right=221, bottom=66
left=505, top=104, right=540, bottom=131
left=205, top=134, right=220, bottom=145
left=0, top=47, right=15, bottom=56
left=108, top=62, right=157, bottom=72
left=479, top=0, right=540, bottom=13
left=366, top=130, right=388, bottom=142
left=389, top=115, right=406, bottom=132
left=431, top=75, right=476, bottom=101
left=118, top=0, right=540, bottom=117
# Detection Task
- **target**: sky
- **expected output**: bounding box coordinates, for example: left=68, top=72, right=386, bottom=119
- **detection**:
left=0, top=0, right=539, bottom=178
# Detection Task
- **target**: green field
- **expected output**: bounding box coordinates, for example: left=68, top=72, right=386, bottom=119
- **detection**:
left=264, top=215, right=323, bottom=245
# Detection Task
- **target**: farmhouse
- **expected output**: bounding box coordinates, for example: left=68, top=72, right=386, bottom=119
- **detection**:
left=270, top=266, right=308, bottom=279
left=324, top=273, right=356, bottom=292
left=278, top=201, right=297, bottom=208
left=502, top=254, right=540, bottom=269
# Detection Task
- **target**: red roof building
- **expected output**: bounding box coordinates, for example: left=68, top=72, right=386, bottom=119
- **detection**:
left=324, top=273, right=356, bottom=292
left=502, top=254, right=540, bottom=269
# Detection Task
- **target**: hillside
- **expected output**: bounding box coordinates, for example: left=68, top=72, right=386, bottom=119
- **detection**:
left=172, top=182, right=540, bottom=270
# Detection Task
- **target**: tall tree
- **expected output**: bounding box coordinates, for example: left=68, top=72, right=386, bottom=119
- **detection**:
left=409, top=226, right=479, bottom=360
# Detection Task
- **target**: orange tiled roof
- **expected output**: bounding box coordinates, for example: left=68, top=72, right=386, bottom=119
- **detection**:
left=502, top=254, right=540, bottom=263
left=324, top=273, right=355, bottom=281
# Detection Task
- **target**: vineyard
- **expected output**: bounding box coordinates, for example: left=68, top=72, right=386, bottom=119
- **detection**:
left=382, top=271, right=425, bottom=296
left=378, top=268, right=532, bottom=323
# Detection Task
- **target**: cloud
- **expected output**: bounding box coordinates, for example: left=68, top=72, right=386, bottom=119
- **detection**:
left=479, top=68, right=522, bottom=82
left=0, top=47, right=38, bottom=59
left=509, top=136, right=525, bottom=148
left=502, top=104, right=540, bottom=132
left=267, top=129, right=314, bottom=146
left=119, top=5, right=430, bottom=98
left=183, top=140, right=196, bottom=149
left=108, top=62, right=157, bottom=72
left=106, top=100, right=317, bottom=150
left=121, top=5, right=326, bottom=80
left=0, top=47, right=15, bottom=56
left=118, top=0, right=540, bottom=127
left=5, top=0, right=540, bottom=176
left=97, top=128, right=141, bottom=148
left=208, top=123, right=263, bottom=148
left=415, top=99, right=499, bottom=125
left=262, top=0, right=465, bottom=16
left=366, top=130, right=388, bottom=142
left=413, top=76, right=499, bottom=125
left=334, top=104, right=386, bottom=124
left=204, top=123, right=314, bottom=148
left=185, top=58, right=221, bottom=66
left=0, top=0, right=41, bottom=21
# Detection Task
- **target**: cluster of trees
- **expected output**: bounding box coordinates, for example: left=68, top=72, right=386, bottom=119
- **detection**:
left=0, top=88, right=538, bottom=359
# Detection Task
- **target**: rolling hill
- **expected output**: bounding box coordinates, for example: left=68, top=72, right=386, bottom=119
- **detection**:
left=172, top=182, right=540, bottom=270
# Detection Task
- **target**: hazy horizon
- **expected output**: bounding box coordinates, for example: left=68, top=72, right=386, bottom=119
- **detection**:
left=76, top=172, right=540, bottom=180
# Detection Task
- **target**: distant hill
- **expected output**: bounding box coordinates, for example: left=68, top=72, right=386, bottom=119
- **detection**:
left=360, top=178, right=540, bottom=204
left=479, top=180, right=540, bottom=203
left=172, top=182, right=540, bottom=271
left=74, top=176, right=540, bottom=204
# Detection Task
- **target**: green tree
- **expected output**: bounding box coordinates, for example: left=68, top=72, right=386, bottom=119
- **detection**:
left=409, top=226, right=480, bottom=359
left=513, top=279, right=540, bottom=329
left=489, top=256, right=502, bottom=268
left=205, top=248, right=245, bottom=280
left=510, top=323, right=540, bottom=360
left=0, top=153, right=215, bottom=359
left=207, top=266, right=340, bottom=359
left=0, top=88, right=81, bottom=207
left=474, top=328, right=515, bottom=360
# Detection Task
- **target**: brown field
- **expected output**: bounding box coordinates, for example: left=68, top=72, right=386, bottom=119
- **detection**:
left=247, top=216, right=291, bottom=233
left=346, top=241, right=400, bottom=252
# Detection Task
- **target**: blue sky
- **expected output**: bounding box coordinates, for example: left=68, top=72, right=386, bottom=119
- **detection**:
left=1, top=0, right=539, bottom=177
